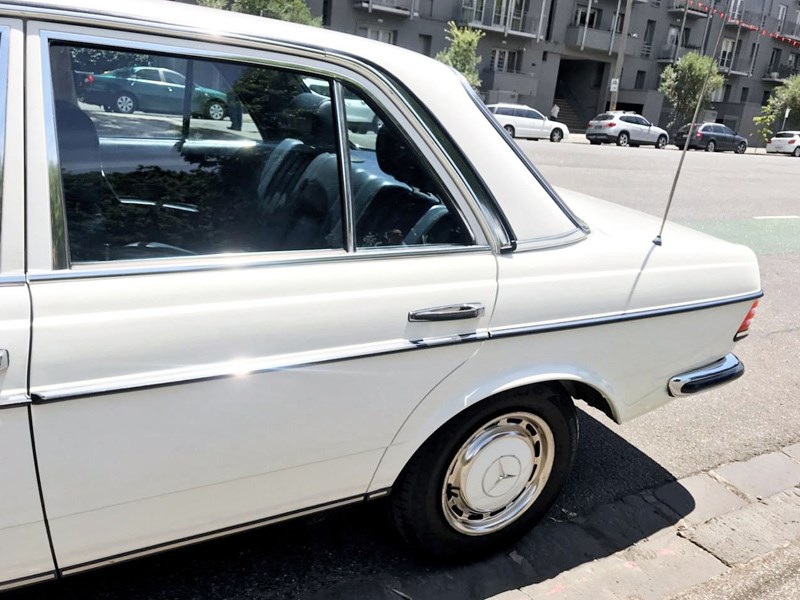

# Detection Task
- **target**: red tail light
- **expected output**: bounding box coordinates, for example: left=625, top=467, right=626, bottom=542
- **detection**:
left=696, top=131, right=703, bottom=139
left=735, top=300, right=759, bottom=341
left=84, top=74, right=94, bottom=84
left=789, top=139, right=796, bottom=144
left=607, top=122, right=616, bottom=128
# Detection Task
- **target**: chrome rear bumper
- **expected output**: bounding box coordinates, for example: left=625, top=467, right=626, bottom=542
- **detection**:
left=668, top=353, right=744, bottom=397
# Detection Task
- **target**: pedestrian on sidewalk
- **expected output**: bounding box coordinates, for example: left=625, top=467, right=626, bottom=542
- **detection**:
left=550, top=102, right=560, bottom=120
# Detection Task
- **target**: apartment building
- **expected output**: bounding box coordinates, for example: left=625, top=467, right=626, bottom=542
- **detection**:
left=303, top=0, right=800, bottom=139
left=174, top=0, right=800, bottom=139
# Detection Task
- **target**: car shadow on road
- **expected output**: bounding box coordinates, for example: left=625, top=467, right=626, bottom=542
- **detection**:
left=8, top=408, right=693, bottom=600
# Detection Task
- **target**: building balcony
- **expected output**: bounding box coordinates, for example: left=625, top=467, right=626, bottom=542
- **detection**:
left=456, top=4, right=542, bottom=39
left=482, top=69, right=538, bottom=97
left=717, top=56, right=752, bottom=76
left=763, top=63, right=800, bottom=82
left=655, top=43, right=701, bottom=63
left=723, top=8, right=744, bottom=26
left=564, top=24, right=642, bottom=56
left=353, top=0, right=413, bottom=17
left=667, top=0, right=709, bottom=18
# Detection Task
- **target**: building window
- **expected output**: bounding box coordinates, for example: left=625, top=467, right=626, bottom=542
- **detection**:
left=740, top=87, right=749, bottom=102
left=761, top=90, right=771, bottom=106
left=418, top=34, right=432, bottom=56
left=490, top=48, right=522, bottom=73
left=710, top=85, right=724, bottom=102
left=357, top=26, right=396, bottom=45
left=574, top=5, right=601, bottom=29
left=722, top=84, right=732, bottom=102
left=634, top=70, right=646, bottom=89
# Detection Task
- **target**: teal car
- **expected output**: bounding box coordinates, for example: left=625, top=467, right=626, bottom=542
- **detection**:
left=81, top=66, right=228, bottom=120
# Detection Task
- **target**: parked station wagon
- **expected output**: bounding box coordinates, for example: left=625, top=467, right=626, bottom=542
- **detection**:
left=1, top=0, right=761, bottom=592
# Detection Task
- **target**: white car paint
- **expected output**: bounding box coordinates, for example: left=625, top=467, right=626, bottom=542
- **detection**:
left=487, top=103, right=570, bottom=142
left=766, top=131, right=800, bottom=156
left=1, top=0, right=761, bottom=589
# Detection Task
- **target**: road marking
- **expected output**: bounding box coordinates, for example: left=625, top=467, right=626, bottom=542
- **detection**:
left=753, top=215, right=800, bottom=220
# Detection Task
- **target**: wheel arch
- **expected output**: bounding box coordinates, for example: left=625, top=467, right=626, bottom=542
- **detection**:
left=368, top=369, right=618, bottom=494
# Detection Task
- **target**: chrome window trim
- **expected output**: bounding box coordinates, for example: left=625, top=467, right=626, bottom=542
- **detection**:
left=31, top=331, right=490, bottom=403
left=0, top=572, right=57, bottom=592
left=461, top=78, right=592, bottom=240
left=489, top=291, right=765, bottom=340
left=0, top=393, right=29, bottom=410
left=512, top=227, right=591, bottom=252
left=331, top=80, right=355, bottom=253
left=39, top=28, right=490, bottom=269
left=0, top=24, right=8, bottom=241
left=0, top=273, right=25, bottom=285
left=26, top=245, right=493, bottom=282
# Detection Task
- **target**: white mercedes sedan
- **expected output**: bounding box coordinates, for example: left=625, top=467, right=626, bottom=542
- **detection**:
left=0, top=0, right=760, bottom=592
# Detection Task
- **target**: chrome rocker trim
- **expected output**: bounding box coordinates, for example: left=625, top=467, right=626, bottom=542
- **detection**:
left=668, top=353, right=744, bottom=397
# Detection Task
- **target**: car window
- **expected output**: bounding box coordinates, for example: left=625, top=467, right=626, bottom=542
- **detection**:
left=720, top=125, right=734, bottom=135
left=50, top=43, right=346, bottom=262
left=496, top=107, right=514, bottom=116
left=619, top=116, right=634, bottom=124
left=636, top=116, right=650, bottom=126
left=524, top=109, right=542, bottom=120
left=163, top=70, right=185, bottom=85
left=593, top=113, right=614, bottom=121
left=135, top=68, right=161, bottom=81
left=775, top=132, right=797, bottom=138
left=343, top=84, right=472, bottom=249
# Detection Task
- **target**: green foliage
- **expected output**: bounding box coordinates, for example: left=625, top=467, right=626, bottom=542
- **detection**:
left=659, top=52, right=724, bottom=131
left=196, top=0, right=321, bottom=26
left=70, top=47, right=152, bottom=73
left=435, top=21, right=484, bottom=90
left=754, top=75, right=800, bottom=141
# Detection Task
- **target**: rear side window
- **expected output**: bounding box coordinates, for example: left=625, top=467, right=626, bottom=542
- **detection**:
left=594, top=113, right=614, bottom=121
left=775, top=132, right=798, bottom=138
left=49, top=43, right=473, bottom=263
left=496, top=107, right=514, bottom=116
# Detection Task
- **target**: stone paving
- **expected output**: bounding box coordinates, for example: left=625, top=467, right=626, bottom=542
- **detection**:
left=487, top=445, right=800, bottom=600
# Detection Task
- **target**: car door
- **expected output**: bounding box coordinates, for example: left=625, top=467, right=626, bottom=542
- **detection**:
left=26, top=24, right=498, bottom=572
left=523, top=108, right=545, bottom=139
left=0, top=19, right=56, bottom=588
left=720, top=125, right=737, bottom=150
left=636, top=116, right=657, bottom=143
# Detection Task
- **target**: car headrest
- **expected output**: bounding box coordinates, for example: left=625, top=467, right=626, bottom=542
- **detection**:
left=375, top=124, right=429, bottom=190
left=286, top=92, right=334, bottom=148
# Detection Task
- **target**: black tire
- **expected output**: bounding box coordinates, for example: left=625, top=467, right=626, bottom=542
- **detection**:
left=206, top=100, right=226, bottom=121
left=656, top=135, right=667, bottom=149
left=793, top=147, right=800, bottom=157
left=504, top=124, right=515, bottom=138
left=114, top=92, right=136, bottom=114
left=550, top=128, right=564, bottom=143
left=390, top=385, right=578, bottom=560
left=616, top=132, right=629, bottom=147
left=705, top=139, right=716, bottom=152
left=735, top=141, right=747, bottom=154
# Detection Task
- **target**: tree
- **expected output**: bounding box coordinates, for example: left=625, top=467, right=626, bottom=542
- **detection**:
left=435, top=21, right=484, bottom=90
left=659, top=52, right=724, bottom=131
left=753, top=75, right=800, bottom=142
left=195, top=0, right=321, bottom=26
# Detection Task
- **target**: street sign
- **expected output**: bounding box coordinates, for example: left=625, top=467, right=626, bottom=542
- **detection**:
left=609, top=78, right=619, bottom=92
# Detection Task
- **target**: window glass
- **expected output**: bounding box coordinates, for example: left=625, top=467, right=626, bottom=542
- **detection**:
left=524, top=109, right=542, bottom=120
left=163, top=69, right=185, bottom=85
left=135, top=68, right=161, bottom=81
left=342, top=85, right=472, bottom=249
left=496, top=107, right=514, bottom=116
left=50, top=43, right=344, bottom=262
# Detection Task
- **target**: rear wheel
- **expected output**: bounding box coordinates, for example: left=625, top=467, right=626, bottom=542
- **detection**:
left=735, top=141, right=747, bottom=154
left=705, top=139, right=716, bottom=152
left=656, top=135, right=667, bottom=149
left=616, top=132, right=629, bottom=147
left=206, top=100, right=226, bottom=121
left=549, top=128, right=564, bottom=143
left=793, top=147, right=800, bottom=157
left=504, top=124, right=515, bottom=138
left=390, top=386, right=577, bottom=559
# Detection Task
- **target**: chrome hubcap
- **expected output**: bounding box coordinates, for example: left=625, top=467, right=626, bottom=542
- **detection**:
left=442, top=412, right=555, bottom=536
left=117, top=95, right=133, bottom=113
left=209, top=103, right=224, bottom=120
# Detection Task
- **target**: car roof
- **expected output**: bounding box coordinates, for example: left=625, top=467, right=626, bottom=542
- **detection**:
left=487, top=103, right=536, bottom=109
left=776, top=130, right=800, bottom=134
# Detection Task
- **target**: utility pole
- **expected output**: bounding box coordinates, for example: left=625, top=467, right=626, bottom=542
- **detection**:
left=608, top=0, right=636, bottom=110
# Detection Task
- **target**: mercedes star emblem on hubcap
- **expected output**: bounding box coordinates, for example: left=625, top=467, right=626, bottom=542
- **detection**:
left=482, top=455, right=522, bottom=498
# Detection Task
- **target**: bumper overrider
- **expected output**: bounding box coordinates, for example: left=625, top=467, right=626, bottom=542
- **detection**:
left=668, top=353, right=744, bottom=397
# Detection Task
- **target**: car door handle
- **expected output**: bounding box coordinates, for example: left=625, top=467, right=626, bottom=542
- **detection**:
left=408, top=303, right=485, bottom=322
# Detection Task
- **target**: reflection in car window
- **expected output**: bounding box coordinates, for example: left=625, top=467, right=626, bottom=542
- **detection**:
left=50, top=43, right=346, bottom=262
left=343, top=85, right=472, bottom=249
left=163, top=70, right=185, bottom=85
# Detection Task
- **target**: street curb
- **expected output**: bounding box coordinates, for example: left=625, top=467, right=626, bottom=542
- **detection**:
left=486, top=444, right=800, bottom=600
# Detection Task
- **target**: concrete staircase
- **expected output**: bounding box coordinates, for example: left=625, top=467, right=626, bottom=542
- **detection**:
left=553, top=97, right=587, bottom=134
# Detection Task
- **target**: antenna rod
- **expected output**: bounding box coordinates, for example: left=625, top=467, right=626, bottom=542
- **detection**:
left=654, top=0, right=733, bottom=246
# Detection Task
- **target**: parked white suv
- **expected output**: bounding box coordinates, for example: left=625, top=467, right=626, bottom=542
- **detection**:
left=586, top=111, right=669, bottom=148
left=488, top=103, right=569, bottom=142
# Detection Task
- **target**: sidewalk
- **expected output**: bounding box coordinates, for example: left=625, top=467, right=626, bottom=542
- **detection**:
left=488, top=443, right=800, bottom=600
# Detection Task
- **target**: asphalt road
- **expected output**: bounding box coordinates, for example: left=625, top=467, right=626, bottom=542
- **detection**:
left=9, top=140, right=800, bottom=600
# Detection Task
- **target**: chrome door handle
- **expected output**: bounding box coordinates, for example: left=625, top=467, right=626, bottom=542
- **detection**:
left=408, top=303, right=485, bottom=322
left=0, top=349, right=8, bottom=371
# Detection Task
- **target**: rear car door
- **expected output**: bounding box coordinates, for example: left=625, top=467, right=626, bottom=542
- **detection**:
left=26, top=23, right=498, bottom=572
left=0, top=19, right=56, bottom=589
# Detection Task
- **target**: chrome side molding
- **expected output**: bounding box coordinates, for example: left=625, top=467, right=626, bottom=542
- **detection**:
left=668, top=353, right=744, bottom=397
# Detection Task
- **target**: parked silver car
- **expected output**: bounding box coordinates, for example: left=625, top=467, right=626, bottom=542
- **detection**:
left=586, top=111, right=669, bottom=148
left=487, top=103, right=569, bottom=142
